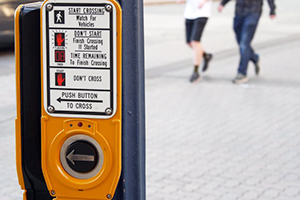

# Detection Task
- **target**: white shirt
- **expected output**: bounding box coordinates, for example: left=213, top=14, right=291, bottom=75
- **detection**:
left=184, top=0, right=212, bottom=19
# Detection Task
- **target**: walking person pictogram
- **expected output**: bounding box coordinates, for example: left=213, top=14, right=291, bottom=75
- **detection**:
left=56, top=12, right=62, bottom=23
left=54, top=10, right=65, bottom=24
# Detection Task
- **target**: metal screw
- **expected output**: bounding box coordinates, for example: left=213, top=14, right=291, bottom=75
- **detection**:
left=46, top=4, right=53, bottom=12
left=105, top=108, right=113, bottom=115
left=105, top=4, right=112, bottom=12
left=106, top=194, right=112, bottom=199
left=48, top=105, right=55, bottom=113
left=51, top=190, right=56, bottom=195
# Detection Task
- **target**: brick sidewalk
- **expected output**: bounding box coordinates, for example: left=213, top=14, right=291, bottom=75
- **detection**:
left=146, top=39, right=300, bottom=199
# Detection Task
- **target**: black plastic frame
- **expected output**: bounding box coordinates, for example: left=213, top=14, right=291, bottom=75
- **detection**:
left=18, top=3, right=53, bottom=200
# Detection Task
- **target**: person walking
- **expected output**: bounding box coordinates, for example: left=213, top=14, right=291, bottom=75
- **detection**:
left=219, top=0, right=276, bottom=84
left=56, top=11, right=63, bottom=23
left=179, top=0, right=213, bottom=83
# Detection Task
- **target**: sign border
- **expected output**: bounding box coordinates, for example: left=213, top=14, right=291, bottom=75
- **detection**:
left=42, top=1, right=118, bottom=119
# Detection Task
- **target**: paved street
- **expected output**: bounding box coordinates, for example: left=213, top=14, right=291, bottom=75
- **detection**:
left=1, top=0, right=300, bottom=199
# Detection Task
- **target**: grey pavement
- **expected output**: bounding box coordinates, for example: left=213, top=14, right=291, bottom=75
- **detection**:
left=1, top=0, right=300, bottom=200
left=146, top=39, right=300, bottom=199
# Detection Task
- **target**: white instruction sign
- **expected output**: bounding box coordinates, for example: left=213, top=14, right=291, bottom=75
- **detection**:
left=42, top=1, right=117, bottom=118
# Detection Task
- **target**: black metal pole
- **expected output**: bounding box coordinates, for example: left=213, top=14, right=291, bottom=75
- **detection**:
left=114, top=0, right=145, bottom=199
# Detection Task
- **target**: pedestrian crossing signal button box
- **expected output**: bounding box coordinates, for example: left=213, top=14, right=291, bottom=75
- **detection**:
left=41, top=0, right=122, bottom=199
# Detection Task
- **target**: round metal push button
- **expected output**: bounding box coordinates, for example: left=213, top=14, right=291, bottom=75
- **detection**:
left=60, top=135, right=104, bottom=179
left=66, top=141, right=98, bottom=173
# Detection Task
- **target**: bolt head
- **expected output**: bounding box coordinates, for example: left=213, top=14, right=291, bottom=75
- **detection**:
left=51, top=190, right=56, bottom=195
left=46, top=4, right=53, bottom=11
left=105, top=4, right=112, bottom=12
left=106, top=194, right=112, bottom=199
left=48, top=106, right=55, bottom=113
left=105, top=108, right=113, bottom=115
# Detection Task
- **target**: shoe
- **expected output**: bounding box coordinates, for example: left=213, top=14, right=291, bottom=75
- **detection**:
left=190, top=71, right=201, bottom=83
left=202, top=53, right=213, bottom=72
left=232, top=73, right=249, bottom=84
left=254, top=57, right=260, bottom=76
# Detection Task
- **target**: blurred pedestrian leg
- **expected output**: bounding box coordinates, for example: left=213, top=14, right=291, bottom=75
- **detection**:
left=219, top=0, right=276, bottom=84
left=179, top=0, right=213, bottom=83
left=234, top=13, right=260, bottom=76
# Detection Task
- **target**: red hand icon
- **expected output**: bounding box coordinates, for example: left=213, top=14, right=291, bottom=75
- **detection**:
left=56, top=33, right=65, bottom=46
left=57, top=74, right=65, bottom=86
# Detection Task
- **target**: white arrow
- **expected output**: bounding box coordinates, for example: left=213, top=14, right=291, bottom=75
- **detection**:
left=67, top=150, right=95, bottom=165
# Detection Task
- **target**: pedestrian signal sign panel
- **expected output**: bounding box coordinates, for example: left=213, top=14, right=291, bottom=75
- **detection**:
left=42, top=2, right=117, bottom=119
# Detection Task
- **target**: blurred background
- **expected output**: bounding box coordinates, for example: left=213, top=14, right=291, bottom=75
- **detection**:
left=1, top=0, right=300, bottom=199
left=0, top=0, right=35, bottom=48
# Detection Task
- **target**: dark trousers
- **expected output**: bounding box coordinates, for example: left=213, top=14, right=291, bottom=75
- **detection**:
left=234, top=13, right=261, bottom=75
